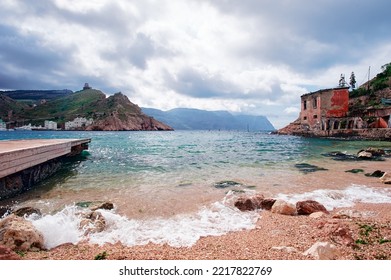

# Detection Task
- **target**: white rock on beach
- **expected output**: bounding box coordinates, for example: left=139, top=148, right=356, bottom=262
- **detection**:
left=271, top=200, right=296, bottom=216
left=380, top=172, right=391, bottom=184
left=303, top=241, right=339, bottom=260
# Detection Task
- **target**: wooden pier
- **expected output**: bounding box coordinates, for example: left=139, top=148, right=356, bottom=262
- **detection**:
left=0, top=138, right=91, bottom=199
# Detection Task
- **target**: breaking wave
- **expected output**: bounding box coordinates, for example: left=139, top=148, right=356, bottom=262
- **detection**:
left=28, top=185, right=391, bottom=250
left=276, top=184, right=391, bottom=210
left=29, top=193, right=259, bottom=249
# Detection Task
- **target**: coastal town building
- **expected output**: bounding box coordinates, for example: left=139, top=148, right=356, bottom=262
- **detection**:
left=65, top=117, right=93, bottom=130
left=0, top=119, right=6, bottom=130
left=44, top=120, right=58, bottom=130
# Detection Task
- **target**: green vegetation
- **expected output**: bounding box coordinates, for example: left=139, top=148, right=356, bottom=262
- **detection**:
left=0, top=89, right=145, bottom=126
left=350, top=63, right=391, bottom=99
left=353, top=222, right=391, bottom=260
left=94, top=251, right=107, bottom=260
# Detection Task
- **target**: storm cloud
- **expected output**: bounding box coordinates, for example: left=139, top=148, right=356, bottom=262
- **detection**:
left=1, top=0, right=390, bottom=128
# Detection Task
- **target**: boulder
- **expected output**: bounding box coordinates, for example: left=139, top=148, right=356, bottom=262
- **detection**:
left=294, top=163, right=328, bottom=174
left=234, top=195, right=276, bottom=211
left=0, top=245, right=21, bottom=260
left=234, top=194, right=264, bottom=211
left=303, top=241, right=339, bottom=260
left=380, top=172, right=391, bottom=184
left=362, top=148, right=385, bottom=157
left=271, top=200, right=296, bottom=216
left=91, top=202, right=114, bottom=211
left=365, top=170, right=385, bottom=177
left=357, top=151, right=373, bottom=159
left=0, top=214, right=44, bottom=251
left=80, top=211, right=106, bottom=235
left=259, top=198, right=276, bottom=210
left=296, top=200, right=329, bottom=215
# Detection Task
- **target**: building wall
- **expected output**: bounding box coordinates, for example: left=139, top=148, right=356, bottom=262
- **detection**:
left=325, top=88, right=349, bottom=118
left=300, top=87, right=349, bottom=129
left=300, top=91, right=322, bottom=129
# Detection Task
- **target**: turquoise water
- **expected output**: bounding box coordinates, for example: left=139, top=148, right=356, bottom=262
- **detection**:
left=1, top=130, right=391, bottom=248
left=2, top=130, right=388, bottom=175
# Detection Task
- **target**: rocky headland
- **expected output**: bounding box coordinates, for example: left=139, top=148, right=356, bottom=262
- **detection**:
left=0, top=88, right=173, bottom=131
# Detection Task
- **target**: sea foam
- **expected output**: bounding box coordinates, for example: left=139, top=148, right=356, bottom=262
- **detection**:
left=30, top=193, right=259, bottom=249
left=29, top=185, right=391, bottom=249
left=276, top=184, right=391, bottom=210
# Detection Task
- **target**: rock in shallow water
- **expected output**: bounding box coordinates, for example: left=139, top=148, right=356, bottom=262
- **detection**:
left=294, top=163, right=328, bottom=174
left=214, top=180, right=242, bottom=188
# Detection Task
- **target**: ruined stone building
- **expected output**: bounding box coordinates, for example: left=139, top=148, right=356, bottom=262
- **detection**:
left=300, top=87, right=351, bottom=131
left=291, top=86, right=391, bottom=139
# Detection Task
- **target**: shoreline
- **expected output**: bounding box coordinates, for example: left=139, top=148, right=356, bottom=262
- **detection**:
left=18, top=202, right=391, bottom=260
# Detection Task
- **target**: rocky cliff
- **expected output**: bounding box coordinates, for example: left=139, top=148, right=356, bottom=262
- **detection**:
left=86, top=93, right=173, bottom=131
left=0, top=89, right=173, bottom=131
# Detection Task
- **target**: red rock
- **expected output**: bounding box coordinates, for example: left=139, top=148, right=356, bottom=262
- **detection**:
left=0, top=214, right=44, bottom=251
left=333, top=227, right=354, bottom=246
left=296, top=200, right=329, bottom=215
left=271, top=200, right=296, bottom=216
left=259, top=198, right=276, bottom=210
left=234, top=194, right=264, bottom=211
left=0, top=245, right=21, bottom=260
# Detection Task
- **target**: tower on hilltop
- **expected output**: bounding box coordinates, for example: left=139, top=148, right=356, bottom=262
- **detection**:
left=83, top=83, right=92, bottom=90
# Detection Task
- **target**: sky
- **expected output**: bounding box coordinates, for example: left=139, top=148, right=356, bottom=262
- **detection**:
left=1, top=0, right=391, bottom=128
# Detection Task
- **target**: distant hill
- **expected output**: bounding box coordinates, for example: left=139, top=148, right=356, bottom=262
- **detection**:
left=1, top=89, right=73, bottom=101
left=142, top=107, right=275, bottom=131
left=0, top=94, right=28, bottom=119
left=0, top=89, right=173, bottom=131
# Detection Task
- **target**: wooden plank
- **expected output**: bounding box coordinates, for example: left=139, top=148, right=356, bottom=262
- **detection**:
left=0, top=148, right=69, bottom=178
left=0, top=146, right=70, bottom=170
left=0, top=138, right=91, bottom=179
left=0, top=142, right=71, bottom=163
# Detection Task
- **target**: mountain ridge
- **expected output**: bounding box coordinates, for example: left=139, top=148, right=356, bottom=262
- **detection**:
left=142, top=107, right=275, bottom=131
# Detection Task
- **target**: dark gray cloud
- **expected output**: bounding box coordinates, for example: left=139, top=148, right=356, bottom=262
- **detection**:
left=0, top=24, right=74, bottom=89
left=207, top=0, right=391, bottom=71
left=102, top=33, right=175, bottom=70
left=168, top=68, right=240, bottom=98
left=0, top=0, right=390, bottom=128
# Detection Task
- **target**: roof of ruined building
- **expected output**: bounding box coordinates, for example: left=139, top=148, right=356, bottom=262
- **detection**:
left=301, top=86, right=350, bottom=98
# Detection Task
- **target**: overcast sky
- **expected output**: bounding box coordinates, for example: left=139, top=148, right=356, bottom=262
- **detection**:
left=1, top=0, right=390, bottom=128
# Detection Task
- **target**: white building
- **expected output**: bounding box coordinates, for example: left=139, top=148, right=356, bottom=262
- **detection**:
left=0, top=119, right=6, bottom=130
left=65, top=117, right=93, bottom=130
left=44, top=120, right=58, bottom=130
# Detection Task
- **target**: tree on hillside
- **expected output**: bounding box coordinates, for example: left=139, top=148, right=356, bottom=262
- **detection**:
left=350, top=72, right=356, bottom=90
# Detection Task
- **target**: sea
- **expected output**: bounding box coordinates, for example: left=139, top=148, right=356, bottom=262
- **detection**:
left=1, top=130, right=391, bottom=249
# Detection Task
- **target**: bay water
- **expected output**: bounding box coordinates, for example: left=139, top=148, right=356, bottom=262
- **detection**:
left=1, top=130, right=391, bottom=248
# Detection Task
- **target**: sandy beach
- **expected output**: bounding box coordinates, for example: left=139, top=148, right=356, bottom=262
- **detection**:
left=18, top=201, right=391, bottom=260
